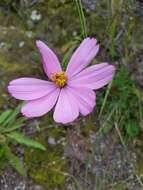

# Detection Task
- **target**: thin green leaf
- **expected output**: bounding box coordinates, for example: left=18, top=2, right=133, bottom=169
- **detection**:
left=7, top=132, right=46, bottom=151
left=4, top=145, right=26, bottom=176
left=0, top=110, right=12, bottom=125
left=1, top=117, right=27, bottom=133
left=14, top=117, right=27, bottom=125
left=99, top=78, right=114, bottom=118
left=3, top=104, right=23, bottom=126
left=2, top=124, right=24, bottom=133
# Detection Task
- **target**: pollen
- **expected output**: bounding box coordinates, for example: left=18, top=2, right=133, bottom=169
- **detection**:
left=52, top=71, right=67, bottom=87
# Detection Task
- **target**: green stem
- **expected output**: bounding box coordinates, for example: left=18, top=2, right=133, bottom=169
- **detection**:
left=75, top=0, right=87, bottom=38
left=99, top=78, right=114, bottom=118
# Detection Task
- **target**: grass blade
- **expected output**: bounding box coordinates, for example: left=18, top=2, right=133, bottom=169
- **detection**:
left=7, top=132, right=46, bottom=151
left=3, top=104, right=23, bottom=127
left=4, top=145, right=26, bottom=176
left=1, top=117, right=27, bottom=133
left=99, top=78, right=114, bottom=118
left=0, top=110, right=12, bottom=125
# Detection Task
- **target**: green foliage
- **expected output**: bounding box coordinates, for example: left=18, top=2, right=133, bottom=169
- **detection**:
left=126, top=121, right=140, bottom=138
left=0, top=109, right=12, bottom=124
left=0, top=145, right=6, bottom=173
left=0, top=104, right=46, bottom=176
left=98, top=65, right=142, bottom=139
left=2, top=104, right=23, bottom=127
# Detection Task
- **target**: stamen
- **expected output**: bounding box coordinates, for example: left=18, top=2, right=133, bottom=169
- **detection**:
left=52, top=71, right=67, bottom=87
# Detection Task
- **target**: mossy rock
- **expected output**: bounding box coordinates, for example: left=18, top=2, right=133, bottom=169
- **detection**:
left=24, top=126, right=67, bottom=190
left=25, top=145, right=66, bottom=189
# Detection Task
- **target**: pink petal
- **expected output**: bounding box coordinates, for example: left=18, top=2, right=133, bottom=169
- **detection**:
left=36, top=40, right=62, bottom=79
left=68, top=63, right=115, bottom=90
left=66, top=86, right=96, bottom=116
left=53, top=87, right=79, bottom=124
left=66, top=37, right=99, bottom=78
left=8, top=78, right=56, bottom=100
left=21, top=88, right=60, bottom=118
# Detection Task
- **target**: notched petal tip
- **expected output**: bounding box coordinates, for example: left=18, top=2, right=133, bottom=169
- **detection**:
left=21, top=108, right=33, bottom=118
left=7, top=85, right=10, bottom=92
left=96, top=43, right=100, bottom=50
left=8, top=80, right=15, bottom=86
left=53, top=118, right=74, bottom=125
left=7, top=84, right=15, bottom=96
left=85, top=36, right=97, bottom=42
left=110, top=64, right=116, bottom=74
left=90, top=37, right=97, bottom=44
left=36, top=40, right=44, bottom=49
left=36, top=39, right=41, bottom=44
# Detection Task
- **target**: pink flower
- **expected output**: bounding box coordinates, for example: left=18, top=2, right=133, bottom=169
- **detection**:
left=8, top=38, right=115, bottom=124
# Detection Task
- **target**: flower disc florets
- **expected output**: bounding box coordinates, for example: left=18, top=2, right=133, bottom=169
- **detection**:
left=52, top=71, right=67, bottom=87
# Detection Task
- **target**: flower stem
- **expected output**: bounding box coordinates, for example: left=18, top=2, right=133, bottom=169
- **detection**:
left=75, top=0, right=87, bottom=38
left=99, top=78, right=114, bottom=118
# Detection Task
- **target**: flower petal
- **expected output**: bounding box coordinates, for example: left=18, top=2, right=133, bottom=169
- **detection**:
left=67, top=86, right=96, bottom=116
left=66, top=37, right=99, bottom=78
left=8, top=78, right=56, bottom=100
left=21, top=88, right=60, bottom=118
left=53, top=87, right=79, bottom=124
left=68, top=63, right=115, bottom=90
left=36, top=40, right=62, bottom=79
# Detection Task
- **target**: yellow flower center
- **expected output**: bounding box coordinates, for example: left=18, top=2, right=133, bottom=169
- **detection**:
left=51, top=71, right=67, bottom=87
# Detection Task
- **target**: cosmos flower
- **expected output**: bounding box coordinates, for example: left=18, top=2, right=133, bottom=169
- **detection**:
left=8, top=38, right=115, bottom=124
